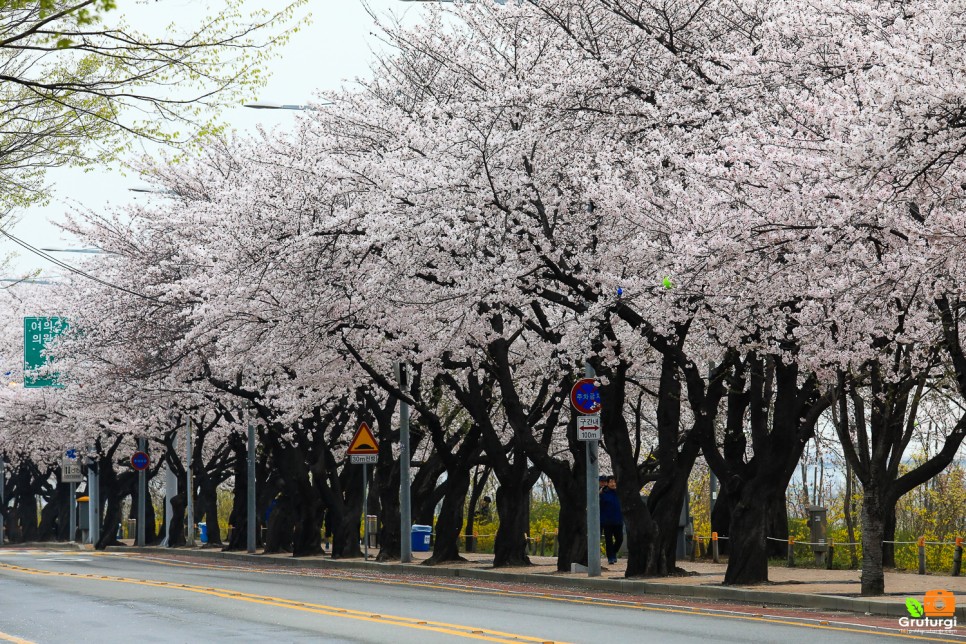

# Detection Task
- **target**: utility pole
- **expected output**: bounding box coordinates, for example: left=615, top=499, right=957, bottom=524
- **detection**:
left=186, top=417, right=194, bottom=546
left=88, top=449, right=100, bottom=545
left=363, top=462, right=370, bottom=560
left=247, top=417, right=256, bottom=553
left=137, top=438, right=147, bottom=546
left=396, top=362, right=412, bottom=564
left=68, top=479, right=76, bottom=542
left=584, top=362, right=601, bottom=577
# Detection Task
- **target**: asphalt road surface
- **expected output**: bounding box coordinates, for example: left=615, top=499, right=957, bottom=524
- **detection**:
left=0, top=548, right=956, bottom=643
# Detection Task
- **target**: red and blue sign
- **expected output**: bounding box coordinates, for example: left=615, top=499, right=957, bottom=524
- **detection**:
left=131, top=451, right=150, bottom=471
left=570, top=378, right=601, bottom=414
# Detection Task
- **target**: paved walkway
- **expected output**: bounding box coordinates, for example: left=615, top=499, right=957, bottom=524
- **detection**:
left=215, top=544, right=966, bottom=610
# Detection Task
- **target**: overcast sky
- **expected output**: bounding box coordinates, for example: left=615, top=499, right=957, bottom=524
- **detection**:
left=0, top=0, right=422, bottom=276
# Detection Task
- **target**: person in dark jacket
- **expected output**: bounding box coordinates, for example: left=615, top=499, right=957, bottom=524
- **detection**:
left=599, top=475, right=623, bottom=565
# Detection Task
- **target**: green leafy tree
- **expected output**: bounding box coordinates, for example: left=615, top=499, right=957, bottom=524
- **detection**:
left=0, top=0, right=307, bottom=210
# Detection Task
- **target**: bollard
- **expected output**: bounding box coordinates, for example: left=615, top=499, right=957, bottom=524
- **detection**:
left=918, top=536, right=926, bottom=575
left=712, top=532, right=720, bottom=564
left=953, top=537, right=963, bottom=577
left=787, top=536, right=795, bottom=567
left=826, top=539, right=834, bottom=570
left=540, top=532, right=546, bottom=557
left=690, top=534, right=698, bottom=562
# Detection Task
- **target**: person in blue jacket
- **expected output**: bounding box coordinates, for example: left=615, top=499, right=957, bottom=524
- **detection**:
left=599, top=475, right=623, bottom=565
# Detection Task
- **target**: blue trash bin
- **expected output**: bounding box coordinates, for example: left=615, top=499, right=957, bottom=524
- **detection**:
left=411, top=525, right=432, bottom=552
left=199, top=522, right=208, bottom=544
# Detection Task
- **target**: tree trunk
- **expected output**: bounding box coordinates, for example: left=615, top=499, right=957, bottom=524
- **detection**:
left=554, top=483, right=587, bottom=571
left=292, top=469, right=323, bottom=556
left=11, top=466, right=39, bottom=543
left=648, top=476, right=689, bottom=571
left=412, top=473, right=445, bottom=527
left=330, top=464, right=364, bottom=559
left=723, top=481, right=772, bottom=585
left=96, top=490, right=125, bottom=550
left=199, top=482, right=221, bottom=546
left=711, top=485, right=731, bottom=556
left=424, top=468, right=471, bottom=565
left=263, top=493, right=294, bottom=554
left=223, top=432, right=249, bottom=552
left=95, top=467, right=133, bottom=550
left=765, top=492, right=788, bottom=558
left=463, top=465, right=491, bottom=555
left=375, top=460, right=401, bottom=561
left=859, top=485, right=887, bottom=596
left=621, top=488, right=662, bottom=577
left=127, top=479, right=157, bottom=543
left=38, top=483, right=68, bottom=541
left=168, top=491, right=187, bottom=547
left=844, top=467, right=858, bottom=569
left=493, top=482, right=531, bottom=567
left=882, top=506, right=897, bottom=569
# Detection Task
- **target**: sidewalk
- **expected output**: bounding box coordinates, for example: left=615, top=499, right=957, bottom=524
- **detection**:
left=102, top=542, right=966, bottom=621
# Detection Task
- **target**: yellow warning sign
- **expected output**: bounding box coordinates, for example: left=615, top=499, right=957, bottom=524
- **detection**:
left=347, top=421, right=379, bottom=455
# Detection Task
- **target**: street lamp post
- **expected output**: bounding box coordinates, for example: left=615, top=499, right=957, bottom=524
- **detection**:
left=248, top=415, right=257, bottom=554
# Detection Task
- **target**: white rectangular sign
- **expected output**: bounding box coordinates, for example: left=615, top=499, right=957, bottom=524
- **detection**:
left=62, top=460, right=83, bottom=483
left=577, top=414, right=601, bottom=441
left=350, top=454, right=378, bottom=464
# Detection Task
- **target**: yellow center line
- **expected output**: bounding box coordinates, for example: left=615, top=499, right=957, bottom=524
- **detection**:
left=100, top=553, right=962, bottom=643
left=0, top=631, right=35, bottom=644
left=0, top=561, right=558, bottom=644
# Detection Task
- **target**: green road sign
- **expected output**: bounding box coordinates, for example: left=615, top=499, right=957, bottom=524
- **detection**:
left=24, top=316, right=67, bottom=388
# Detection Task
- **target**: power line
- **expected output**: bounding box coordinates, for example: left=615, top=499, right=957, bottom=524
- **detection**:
left=0, top=228, right=165, bottom=305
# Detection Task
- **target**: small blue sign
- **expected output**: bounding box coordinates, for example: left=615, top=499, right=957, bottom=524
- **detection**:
left=65, top=449, right=78, bottom=460
left=131, top=451, right=150, bottom=471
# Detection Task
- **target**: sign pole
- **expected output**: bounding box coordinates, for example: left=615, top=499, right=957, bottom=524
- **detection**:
left=584, top=363, right=601, bottom=577
left=69, top=482, right=76, bottom=542
left=186, top=417, right=194, bottom=547
left=348, top=421, right=379, bottom=559
left=363, top=462, right=369, bottom=560
left=247, top=418, right=256, bottom=554
left=89, top=456, right=100, bottom=546
left=137, top=438, right=146, bottom=546
left=397, top=363, right=412, bottom=564
left=61, top=452, right=82, bottom=542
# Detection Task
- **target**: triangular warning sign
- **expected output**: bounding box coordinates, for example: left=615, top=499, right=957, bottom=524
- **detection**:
left=347, top=421, right=379, bottom=455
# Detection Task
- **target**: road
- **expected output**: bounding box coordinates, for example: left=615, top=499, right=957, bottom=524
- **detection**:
left=0, top=548, right=956, bottom=643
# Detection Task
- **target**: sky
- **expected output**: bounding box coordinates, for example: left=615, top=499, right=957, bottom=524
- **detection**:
left=0, top=0, right=424, bottom=276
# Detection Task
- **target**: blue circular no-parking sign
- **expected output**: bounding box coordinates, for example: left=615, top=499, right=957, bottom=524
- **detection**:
left=131, top=451, right=150, bottom=471
left=570, top=378, right=602, bottom=414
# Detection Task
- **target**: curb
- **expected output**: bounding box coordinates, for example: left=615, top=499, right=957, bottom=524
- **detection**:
left=1, top=542, right=92, bottom=551
left=107, top=546, right=965, bottom=621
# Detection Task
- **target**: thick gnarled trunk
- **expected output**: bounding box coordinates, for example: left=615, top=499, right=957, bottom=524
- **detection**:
left=723, top=481, right=772, bottom=585
left=424, top=471, right=471, bottom=565
left=860, top=486, right=887, bottom=596
left=493, top=481, right=532, bottom=567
